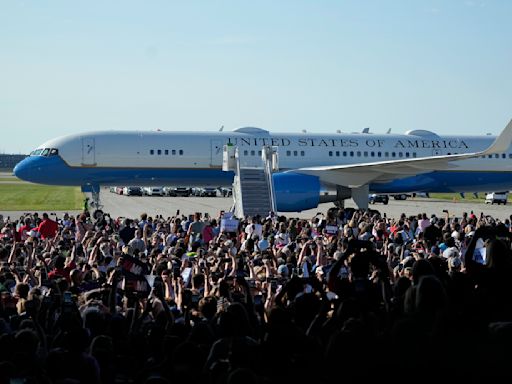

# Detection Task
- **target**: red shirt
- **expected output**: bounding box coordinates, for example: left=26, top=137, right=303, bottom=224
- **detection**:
left=18, top=225, right=32, bottom=241
left=48, top=260, right=76, bottom=282
left=37, top=219, right=59, bottom=239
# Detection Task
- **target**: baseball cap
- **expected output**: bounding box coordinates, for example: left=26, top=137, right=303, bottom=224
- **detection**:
left=443, top=247, right=460, bottom=259
left=277, top=264, right=289, bottom=276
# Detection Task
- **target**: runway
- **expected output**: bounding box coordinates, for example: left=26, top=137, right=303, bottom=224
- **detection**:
left=95, top=187, right=512, bottom=221
left=2, top=186, right=512, bottom=221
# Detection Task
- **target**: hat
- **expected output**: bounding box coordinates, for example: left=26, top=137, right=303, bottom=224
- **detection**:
left=443, top=247, right=460, bottom=259
left=448, top=256, right=462, bottom=269
left=451, top=231, right=460, bottom=240
left=277, top=264, right=289, bottom=276
left=224, top=240, right=233, bottom=247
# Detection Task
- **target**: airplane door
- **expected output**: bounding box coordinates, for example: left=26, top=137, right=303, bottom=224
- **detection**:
left=432, top=149, right=442, bottom=156
left=82, top=137, right=96, bottom=166
left=210, top=139, right=223, bottom=167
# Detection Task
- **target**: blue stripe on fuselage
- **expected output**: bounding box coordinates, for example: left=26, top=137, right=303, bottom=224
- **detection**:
left=14, top=155, right=235, bottom=187
left=14, top=155, right=512, bottom=193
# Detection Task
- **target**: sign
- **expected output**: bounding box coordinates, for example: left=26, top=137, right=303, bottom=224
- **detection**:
left=325, top=225, right=339, bottom=236
left=221, top=218, right=239, bottom=233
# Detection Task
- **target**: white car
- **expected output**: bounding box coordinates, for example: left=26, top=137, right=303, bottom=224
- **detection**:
left=144, top=187, right=164, bottom=196
left=485, top=192, right=508, bottom=205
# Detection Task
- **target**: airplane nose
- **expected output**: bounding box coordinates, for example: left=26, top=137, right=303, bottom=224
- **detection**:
left=13, top=159, right=31, bottom=181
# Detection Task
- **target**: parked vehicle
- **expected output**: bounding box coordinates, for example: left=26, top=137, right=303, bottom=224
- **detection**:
left=143, top=187, right=164, bottom=196
left=369, top=194, right=389, bottom=205
left=163, top=186, right=177, bottom=196
left=392, top=193, right=410, bottom=200
left=220, top=187, right=233, bottom=197
left=123, top=186, right=143, bottom=196
left=173, top=187, right=192, bottom=197
left=115, top=186, right=124, bottom=195
left=200, top=187, right=218, bottom=197
left=485, top=191, right=508, bottom=205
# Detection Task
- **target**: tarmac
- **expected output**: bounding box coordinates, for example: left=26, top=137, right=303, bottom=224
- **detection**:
left=1, top=186, right=512, bottom=222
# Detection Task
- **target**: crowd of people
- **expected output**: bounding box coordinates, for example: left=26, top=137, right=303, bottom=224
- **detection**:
left=1, top=205, right=512, bottom=383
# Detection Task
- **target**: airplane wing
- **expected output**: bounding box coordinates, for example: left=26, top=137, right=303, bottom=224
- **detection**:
left=293, top=119, right=512, bottom=188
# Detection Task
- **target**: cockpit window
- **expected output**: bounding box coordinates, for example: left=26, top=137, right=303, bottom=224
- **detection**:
left=49, top=148, right=58, bottom=156
left=32, top=149, right=43, bottom=156
left=41, top=148, right=50, bottom=156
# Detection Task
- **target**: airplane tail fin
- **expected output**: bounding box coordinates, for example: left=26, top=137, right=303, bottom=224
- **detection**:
left=481, top=119, right=512, bottom=155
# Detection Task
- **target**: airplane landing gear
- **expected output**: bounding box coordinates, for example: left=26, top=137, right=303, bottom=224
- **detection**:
left=82, top=185, right=104, bottom=219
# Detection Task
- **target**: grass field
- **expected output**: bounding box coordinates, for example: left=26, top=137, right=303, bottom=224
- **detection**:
left=0, top=178, right=23, bottom=182
left=429, top=193, right=485, bottom=202
left=0, top=184, right=84, bottom=211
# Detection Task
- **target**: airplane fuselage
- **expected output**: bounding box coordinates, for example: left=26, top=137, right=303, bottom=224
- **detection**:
left=13, top=127, right=512, bottom=194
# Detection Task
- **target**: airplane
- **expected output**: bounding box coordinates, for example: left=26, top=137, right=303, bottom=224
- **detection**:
left=13, top=120, right=512, bottom=213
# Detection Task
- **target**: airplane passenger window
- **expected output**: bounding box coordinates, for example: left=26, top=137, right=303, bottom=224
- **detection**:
left=398, top=152, right=403, bottom=158
left=329, top=151, right=333, bottom=157
left=488, top=155, right=492, bottom=158
left=377, top=152, right=381, bottom=157
left=357, top=151, right=361, bottom=157
left=502, top=154, right=506, bottom=159
left=49, top=149, right=58, bottom=156
left=363, top=151, right=368, bottom=157
left=495, top=154, right=499, bottom=158
left=258, top=151, right=262, bottom=156
left=244, top=150, right=249, bottom=156
left=286, top=151, right=291, bottom=156
left=157, top=150, right=162, bottom=155
left=371, top=152, right=375, bottom=157
left=41, top=148, right=50, bottom=156
left=350, top=151, right=354, bottom=157
left=385, top=152, right=389, bottom=157
left=179, top=150, right=183, bottom=155
left=172, top=150, right=176, bottom=155
left=509, top=154, right=512, bottom=159
left=343, top=151, right=347, bottom=157
left=251, top=151, right=255, bottom=156
left=413, top=153, right=417, bottom=158
left=150, top=150, right=154, bottom=155
left=405, top=152, right=410, bottom=157
left=165, top=150, right=169, bottom=155
left=301, top=151, right=305, bottom=156
left=392, top=152, right=396, bottom=157
left=336, top=151, right=340, bottom=157
left=294, top=151, right=298, bottom=156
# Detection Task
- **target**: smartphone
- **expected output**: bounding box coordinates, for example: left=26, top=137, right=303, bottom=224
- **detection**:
left=176, top=209, right=180, bottom=216
left=63, top=291, right=72, bottom=304
left=253, top=295, right=263, bottom=306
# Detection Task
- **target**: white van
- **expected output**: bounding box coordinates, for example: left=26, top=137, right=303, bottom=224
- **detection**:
left=485, top=192, right=508, bottom=205
left=143, top=187, right=164, bottom=196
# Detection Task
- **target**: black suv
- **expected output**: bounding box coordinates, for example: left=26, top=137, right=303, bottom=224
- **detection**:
left=369, top=194, right=389, bottom=205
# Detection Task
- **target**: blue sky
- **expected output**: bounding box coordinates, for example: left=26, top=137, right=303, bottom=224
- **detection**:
left=1, top=0, right=511, bottom=153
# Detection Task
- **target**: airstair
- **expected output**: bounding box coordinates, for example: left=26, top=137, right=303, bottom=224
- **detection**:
left=223, top=145, right=278, bottom=218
